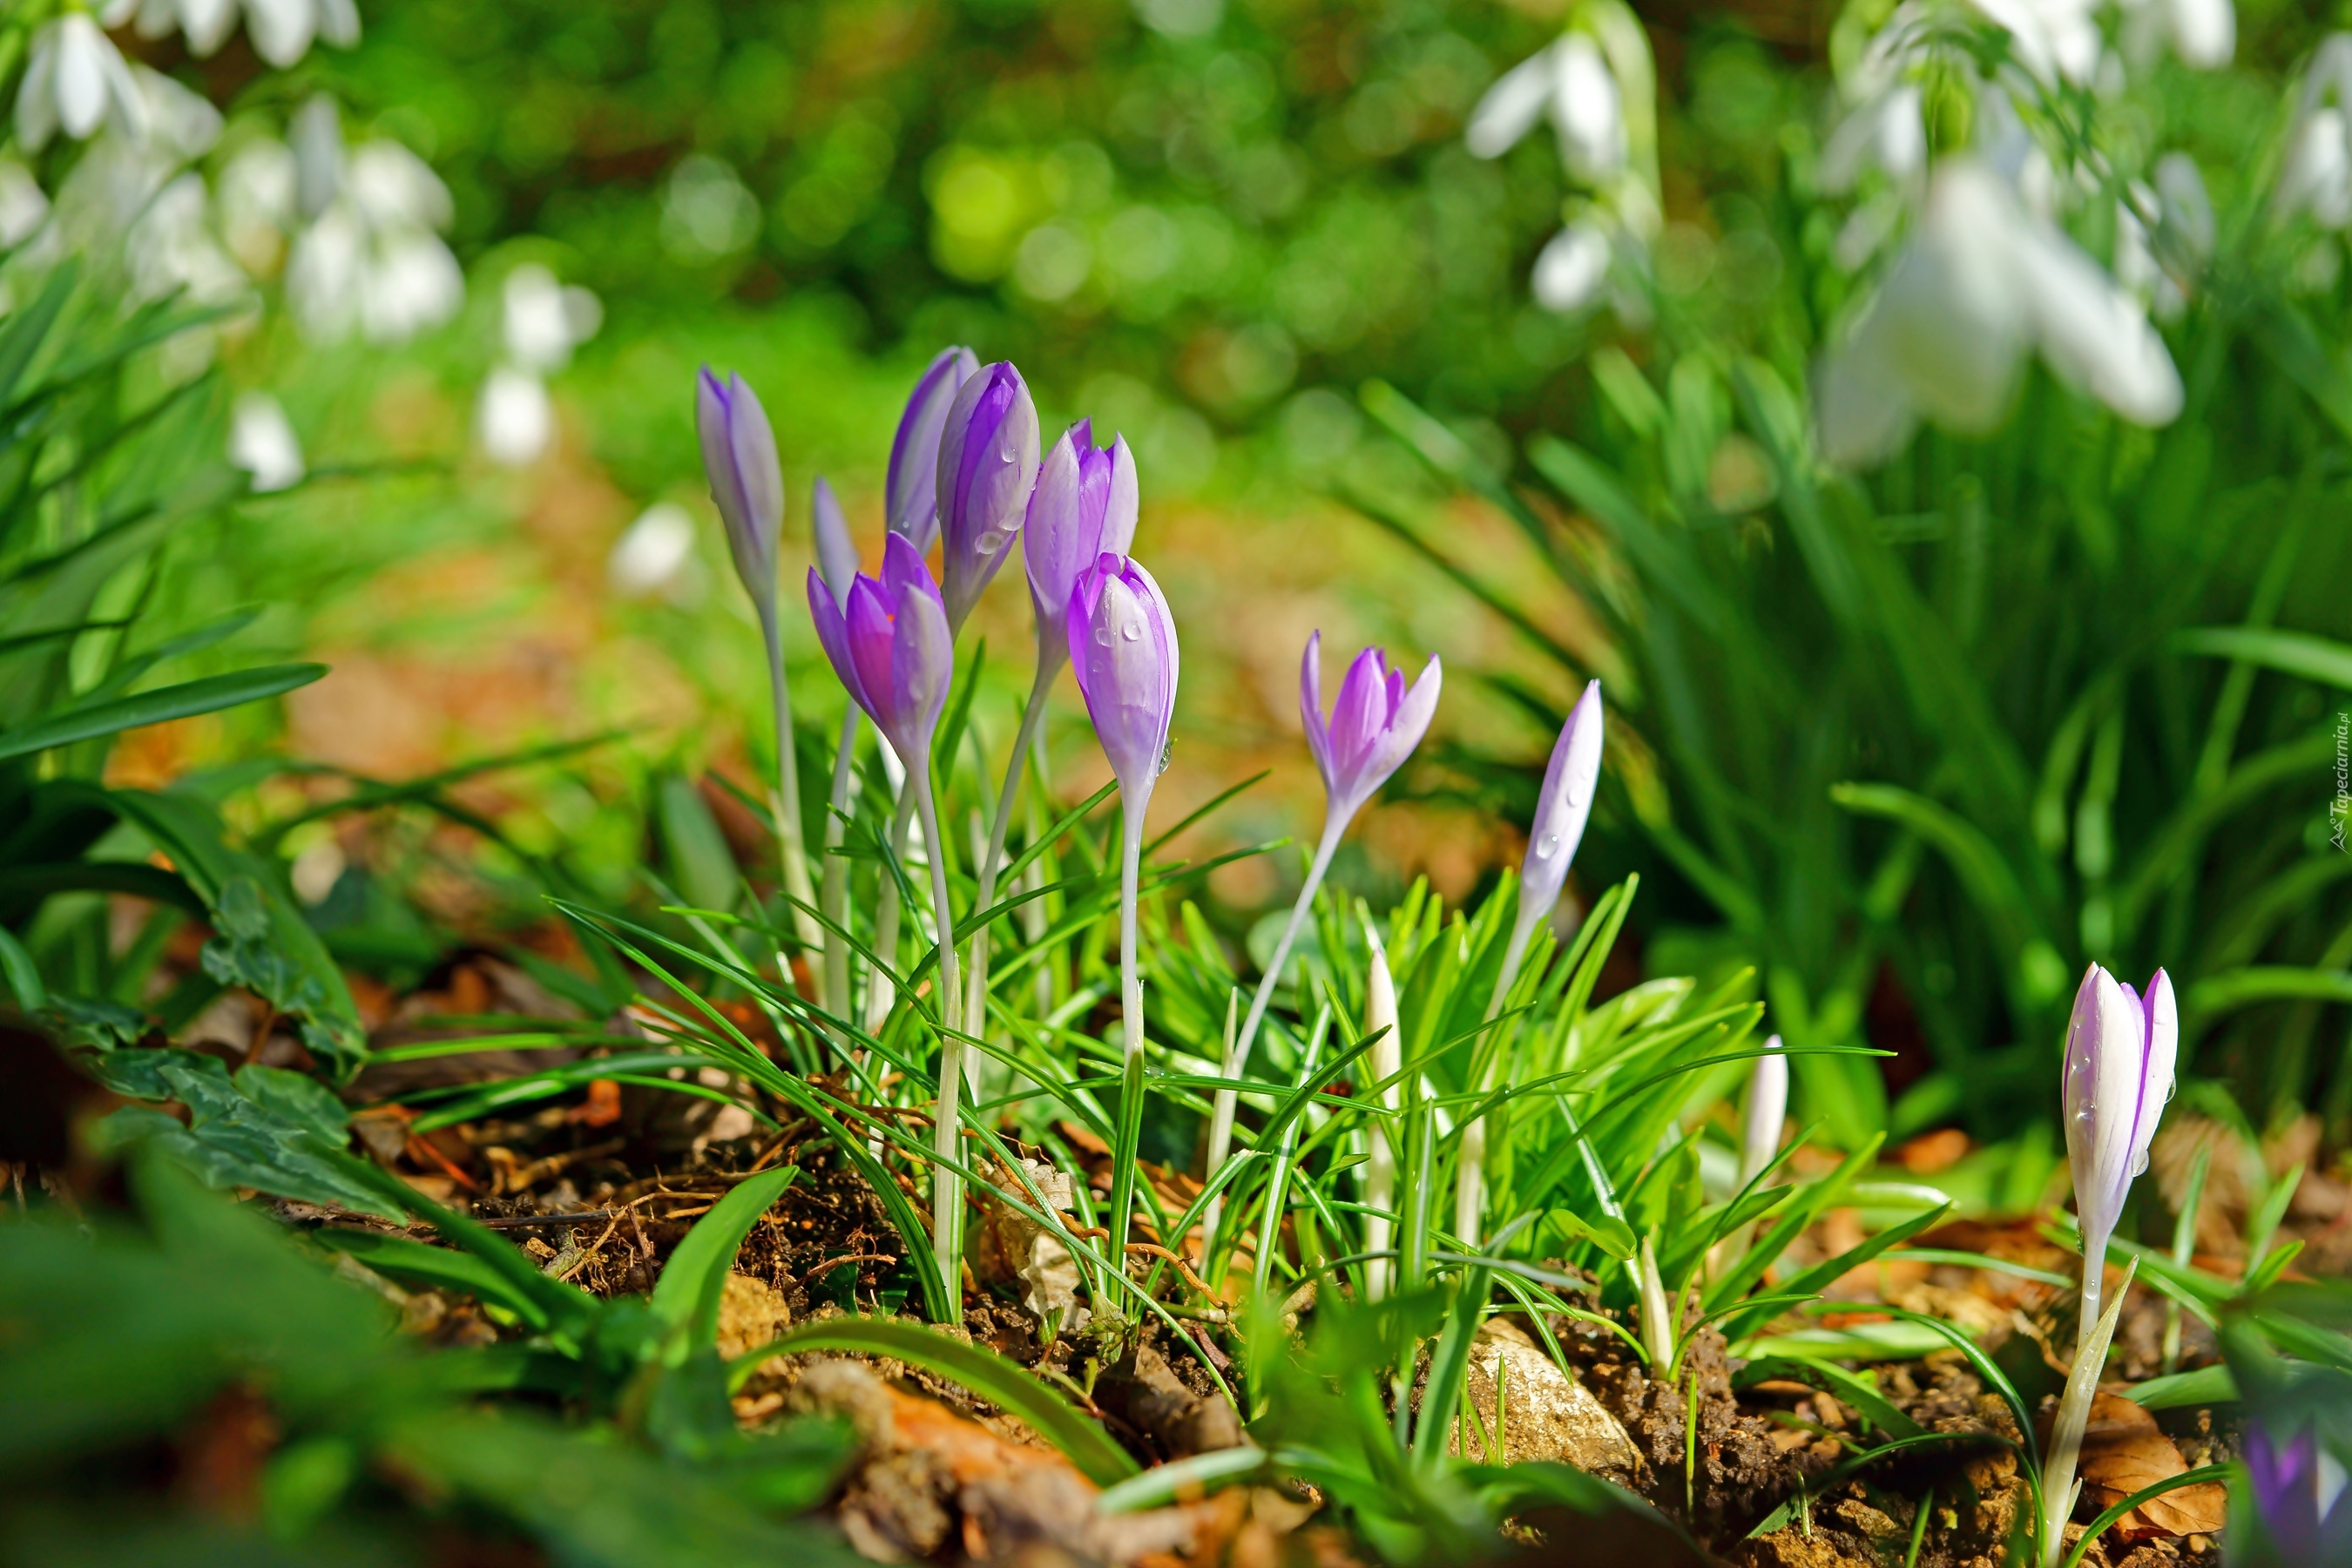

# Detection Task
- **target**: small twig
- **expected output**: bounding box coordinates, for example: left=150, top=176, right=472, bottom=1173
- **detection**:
left=1124, top=1241, right=1212, bottom=1295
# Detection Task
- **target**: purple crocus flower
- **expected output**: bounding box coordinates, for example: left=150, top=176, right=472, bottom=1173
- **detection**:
left=1025, top=419, right=1138, bottom=663
left=2249, top=1423, right=2352, bottom=1562
left=1522, top=679, right=1605, bottom=923
left=1067, top=551, right=1179, bottom=808
left=936, top=361, right=1041, bottom=631
left=886, top=346, right=977, bottom=553
left=1300, top=632, right=1441, bottom=822
left=2063, top=962, right=2178, bottom=1318
left=696, top=367, right=783, bottom=622
left=806, top=532, right=954, bottom=773
left=811, top=474, right=859, bottom=611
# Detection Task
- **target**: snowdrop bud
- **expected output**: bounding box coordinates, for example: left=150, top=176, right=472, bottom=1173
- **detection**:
left=0, top=161, right=51, bottom=249
left=1740, top=1036, right=1788, bottom=1186
left=1466, top=44, right=1557, bottom=159
left=1067, top=553, right=1179, bottom=812
left=1533, top=221, right=1612, bottom=314
left=229, top=393, right=304, bottom=493
left=811, top=475, right=860, bottom=611
left=2062, top=964, right=2177, bottom=1275
left=1299, top=632, right=1442, bottom=824
left=1520, top=680, right=1604, bottom=924
left=16, top=16, right=148, bottom=152
left=936, top=361, right=1041, bottom=632
left=479, top=368, right=552, bottom=467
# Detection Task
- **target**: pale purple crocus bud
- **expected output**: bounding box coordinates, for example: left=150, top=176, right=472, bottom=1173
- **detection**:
left=807, top=533, right=954, bottom=772
left=1740, top=1035, right=1788, bottom=1185
left=886, top=346, right=977, bottom=553
left=1025, top=419, right=1139, bottom=666
left=2249, top=1423, right=2352, bottom=1561
left=936, top=361, right=1041, bottom=631
left=2064, top=963, right=2178, bottom=1294
left=811, top=475, right=859, bottom=612
left=1067, top=552, right=1179, bottom=808
left=1300, top=632, right=1441, bottom=824
left=697, top=367, right=783, bottom=623
left=1521, top=679, right=1605, bottom=922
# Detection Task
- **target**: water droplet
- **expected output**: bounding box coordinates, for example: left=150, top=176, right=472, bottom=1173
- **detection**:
left=1158, top=738, right=1173, bottom=775
left=976, top=530, right=1004, bottom=556
left=2073, top=1104, right=2097, bottom=1128
left=1532, top=833, right=1560, bottom=862
left=1120, top=620, right=1143, bottom=642
left=2130, top=1147, right=2149, bottom=1177
left=1094, top=623, right=1114, bottom=647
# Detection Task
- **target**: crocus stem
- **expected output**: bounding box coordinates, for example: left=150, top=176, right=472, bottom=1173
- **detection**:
left=2040, top=1254, right=2138, bottom=1567
left=1201, top=811, right=1348, bottom=1256
left=1105, top=805, right=1148, bottom=1277
left=963, top=658, right=1055, bottom=1036
left=913, top=776, right=964, bottom=1311
left=1454, top=896, right=1544, bottom=1246
left=760, top=612, right=824, bottom=974
left=819, top=706, right=861, bottom=1033
left=865, top=787, right=921, bottom=1031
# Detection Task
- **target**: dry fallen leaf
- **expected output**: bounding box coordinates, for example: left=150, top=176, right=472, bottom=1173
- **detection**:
left=2071, top=1391, right=2227, bottom=1540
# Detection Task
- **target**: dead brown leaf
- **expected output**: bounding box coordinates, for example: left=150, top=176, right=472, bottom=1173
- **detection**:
left=2071, top=1391, right=2227, bottom=1540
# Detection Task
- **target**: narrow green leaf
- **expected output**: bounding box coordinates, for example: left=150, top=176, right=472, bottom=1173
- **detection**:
left=650, top=1166, right=801, bottom=1350
left=0, top=665, right=328, bottom=762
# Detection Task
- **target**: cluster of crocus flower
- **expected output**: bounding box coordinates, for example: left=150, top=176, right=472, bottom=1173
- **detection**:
left=692, top=347, right=1179, bottom=1296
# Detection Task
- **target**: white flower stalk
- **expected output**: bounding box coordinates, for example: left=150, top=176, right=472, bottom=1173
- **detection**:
left=2040, top=963, right=2176, bottom=1567
left=15, top=16, right=148, bottom=152
left=1818, top=159, right=2183, bottom=467
left=1360, top=921, right=1402, bottom=1300
left=1456, top=680, right=1603, bottom=1245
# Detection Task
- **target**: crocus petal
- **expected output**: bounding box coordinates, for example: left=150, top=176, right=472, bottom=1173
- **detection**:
left=811, top=476, right=859, bottom=610
left=1522, top=679, right=1604, bottom=919
left=938, top=362, right=1041, bottom=629
left=808, top=567, right=870, bottom=716
left=1348, top=654, right=1441, bottom=810
left=886, top=346, right=977, bottom=551
left=1069, top=554, right=1178, bottom=803
left=886, top=558, right=956, bottom=760
left=1465, top=45, right=1556, bottom=159
left=1298, top=631, right=1334, bottom=793
left=842, top=576, right=901, bottom=733
left=1327, top=646, right=1393, bottom=790
left=1024, top=426, right=1090, bottom=649
left=1100, top=436, right=1139, bottom=556
left=697, top=368, right=784, bottom=606
left=2131, top=970, right=2179, bottom=1176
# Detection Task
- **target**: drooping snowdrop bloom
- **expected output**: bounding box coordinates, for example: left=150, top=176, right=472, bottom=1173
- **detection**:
left=935, top=361, right=1041, bottom=632
left=606, top=503, right=700, bottom=602
left=112, top=0, right=360, bottom=67
left=886, top=347, right=978, bottom=552
left=14, top=16, right=148, bottom=152
left=1820, top=84, right=1927, bottom=195
left=1970, top=0, right=2104, bottom=86
left=1466, top=32, right=1625, bottom=183
left=478, top=367, right=553, bottom=467
left=229, top=391, right=303, bottom=493
left=2279, top=38, right=2352, bottom=230
left=216, top=139, right=298, bottom=276
left=0, top=161, right=48, bottom=249
left=1531, top=220, right=1616, bottom=314
left=127, top=172, right=247, bottom=308
left=1456, top=680, right=1604, bottom=1241
left=502, top=264, right=602, bottom=375
left=2116, top=0, right=2234, bottom=71
left=283, top=98, right=463, bottom=347
left=1818, top=159, right=2183, bottom=467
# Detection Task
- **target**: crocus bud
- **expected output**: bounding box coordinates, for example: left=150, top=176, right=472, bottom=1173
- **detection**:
left=2063, top=963, right=2178, bottom=1280
left=1362, top=923, right=1402, bottom=1301
left=2248, top=1423, right=2352, bottom=1562
left=697, top=367, right=784, bottom=624
left=811, top=475, right=859, bottom=611
left=1521, top=679, right=1604, bottom=924
left=886, top=346, right=977, bottom=553
left=1740, top=1035, right=1788, bottom=1186
left=1025, top=419, right=1138, bottom=665
left=1067, top=552, right=1178, bottom=808
left=1301, top=632, right=1441, bottom=823
left=806, top=532, right=954, bottom=772
left=936, top=361, right=1041, bottom=630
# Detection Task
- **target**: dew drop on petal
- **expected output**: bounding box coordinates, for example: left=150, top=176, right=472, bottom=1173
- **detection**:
left=2130, top=1146, right=2150, bottom=1177
left=1532, top=833, right=1560, bottom=862
left=1158, top=737, right=1173, bottom=775
left=1120, top=619, right=1143, bottom=641
left=976, top=530, right=1004, bottom=556
left=1094, top=623, right=1114, bottom=647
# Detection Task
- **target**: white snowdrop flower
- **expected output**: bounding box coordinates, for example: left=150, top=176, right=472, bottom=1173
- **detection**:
left=501, top=264, right=603, bottom=374
left=346, top=142, right=453, bottom=233
left=608, top=503, right=700, bottom=600
left=126, top=172, right=247, bottom=306
left=16, top=16, right=149, bottom=152
left=1531, top=220, right=1614, bottom=314
left=2118, top=0, right=2233, bottom=71
left=122, top=0, right=358, bottom=65
left=229, top=391, right=304, bottom=492
left=1818, top=158, right=2183, bottom=465
left=218, top=138, right=297, bottom=275
left=2280, top=38, right=2352, bottom=229
left=478, top=365, right=553, bottom=466
left=0, top=161, right=51, bottom=249
left=1466, top=33, right=1625, bottom=183
left=1971, top=0, right=2103, bottom=85
left=357, top=232, right=463, bottom=344
left=1820, top=83, right=1925, bottom=194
